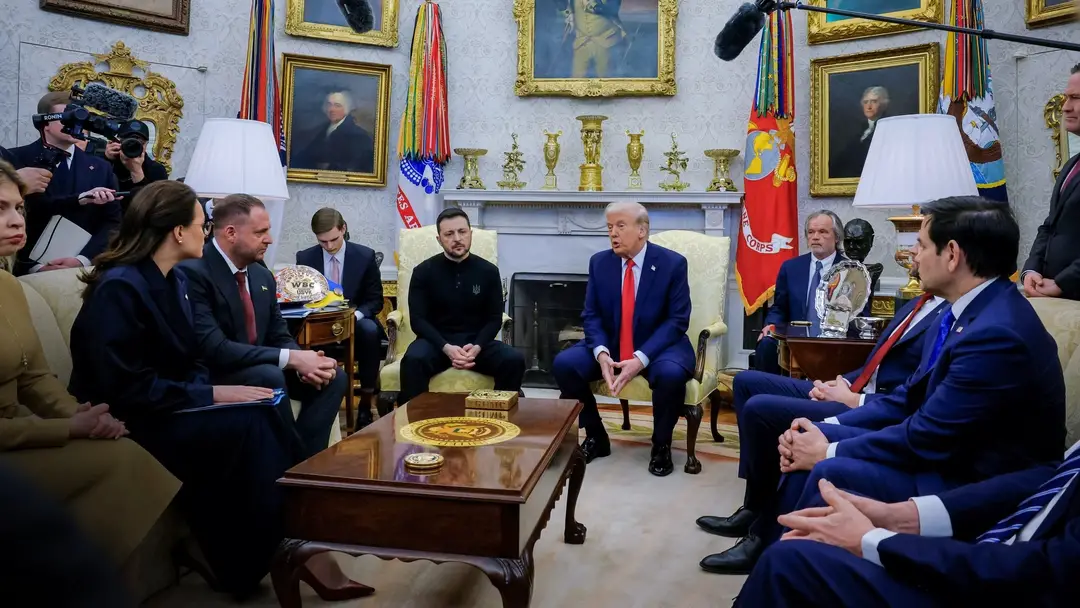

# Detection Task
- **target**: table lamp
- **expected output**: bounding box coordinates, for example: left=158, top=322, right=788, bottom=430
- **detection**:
left=182, top=118, right=290, bottom=264
left=852, top=114, right=977, bottom=299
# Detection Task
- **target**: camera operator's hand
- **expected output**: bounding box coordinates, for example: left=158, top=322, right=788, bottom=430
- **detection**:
left=122, top=150, right=145, bottom=184
left=78, top=187, right=121, bottom=206
left=104, top=141, right=121, bottom=161
left=17, top=167, right=52, bottom=194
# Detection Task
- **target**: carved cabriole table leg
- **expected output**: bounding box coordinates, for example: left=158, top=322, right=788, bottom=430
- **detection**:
left=564, top=445, right=587, bottom=544
left=478, top=551, right=535, bottom=608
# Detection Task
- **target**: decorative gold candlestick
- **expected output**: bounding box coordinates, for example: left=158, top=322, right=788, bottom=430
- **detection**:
left=576, top=115, right=608, bottom=191
left=497, top=133, right=526, bottom=190
left=705, top=149, right=740, bottom=192
left=542, top=129, right=561, bottom=190
left=454, top=148, right=487, bottom=189
left=626, top=130, right=644, bottom=190
left=658, top=133, right=689, bottom=192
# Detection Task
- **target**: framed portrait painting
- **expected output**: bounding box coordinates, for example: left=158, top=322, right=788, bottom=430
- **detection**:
left=810, top=43, right=941, bottom=197
left=1045, top=93, right=1080, bottom=179
left=40, top=0, right=190, bottom=35
left=513, top=0, right=677, bottom=97
left=285, top=0, right=399, bottom=47
left=281, top=54, right=392, bottom=188
left=807, top=0, right=943, bottom=45
left=1026, top=0, right=1076, bottom=29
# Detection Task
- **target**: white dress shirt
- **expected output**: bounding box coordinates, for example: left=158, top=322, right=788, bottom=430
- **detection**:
left=214, top=238, right=290, bottom=369
left=30, top=145, right=88, bottom=272
left=321, top=245, right=364, bottom=321
left=593, top=242, right=651, bottom=367
left=326, top=118, right=346, bottom=136
left=823, top=280, right=997, bottom=458
left=861, top=439, right=1080, bottom=566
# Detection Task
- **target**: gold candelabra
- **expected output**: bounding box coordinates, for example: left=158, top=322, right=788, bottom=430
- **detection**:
left=705, top=149, right=740, bottom=192
left=542, top=129, right=561, bottom=190
left=576, top=115, right=607, bottom=191
left=454, top=148, right=487, bottom=190
left=626, top=130, right=644, bottom=190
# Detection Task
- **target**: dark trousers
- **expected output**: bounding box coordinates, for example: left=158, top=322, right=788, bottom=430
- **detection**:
left=398, top=338, right=526, bottom=404
left=552, top=343, right=690, bottom=446
left=214, top=363, right=346, bottom=461
left=733, top=377, right=851, bottom=511
left=354, top=317, right=384, bottom=389
left=754, top=336, right=782, bottom=375
left=736, top=539, right=939, bottom=608
left=131, top=407, right=292, bottom=596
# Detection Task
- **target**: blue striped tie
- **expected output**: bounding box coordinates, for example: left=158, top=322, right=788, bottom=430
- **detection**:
left=976, top=450, right=1080, bottom=544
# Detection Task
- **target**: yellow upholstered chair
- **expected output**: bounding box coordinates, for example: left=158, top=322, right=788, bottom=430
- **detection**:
left=592, top=230, right=731, bottom=474
left=377, top=226, right=512, bottom=413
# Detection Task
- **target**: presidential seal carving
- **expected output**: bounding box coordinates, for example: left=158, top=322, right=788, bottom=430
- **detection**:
left=399, top=417, right=521, bottom=447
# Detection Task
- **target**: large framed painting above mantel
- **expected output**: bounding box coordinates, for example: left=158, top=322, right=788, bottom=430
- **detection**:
left=513, top=0, right=677, bottom=97
left=40, top=0, right=190, bottom=35
left=807, top=0, right=944, bottom=45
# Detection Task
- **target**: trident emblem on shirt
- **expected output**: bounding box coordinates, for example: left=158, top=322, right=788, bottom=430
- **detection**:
left=473, top=284, right=481, bottom=295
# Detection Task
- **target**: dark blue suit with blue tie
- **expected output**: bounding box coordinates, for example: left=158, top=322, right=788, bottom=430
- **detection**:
left=553, top=243, right=694, bottom=446
left=738, top=447, right=1080, bottom=607
left=757, top=278, right=1065, bottom=545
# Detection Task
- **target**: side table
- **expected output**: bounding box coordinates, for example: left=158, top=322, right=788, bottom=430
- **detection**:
left=291, top=307, right=357, bottom=433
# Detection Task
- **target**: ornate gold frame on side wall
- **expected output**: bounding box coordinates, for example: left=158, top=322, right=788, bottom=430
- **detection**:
left=1026, top=0, right=1076, bottom=29
left=49, top=41, right=184, bottom=175
left=513, top=0, right=677, bottom=98
left=40, top=0, right=190, bottom=35
left=807, top=0, right=944, bottom=45
left=1045, top=93, right=1079, bottom=179
left=284, top=0, right=399, bottom=47
left=809, top=43, right=940, bottom=198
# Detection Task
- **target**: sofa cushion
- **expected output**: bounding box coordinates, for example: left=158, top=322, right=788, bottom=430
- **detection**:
left=1028, top=297, right=1080, bottom=448
left=17, top=267, right=87, bottom=348
left=18, top=281, right=73, bottom=386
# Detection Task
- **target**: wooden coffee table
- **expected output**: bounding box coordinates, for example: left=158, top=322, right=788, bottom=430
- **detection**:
left=270, top=393, right=587, bottom=607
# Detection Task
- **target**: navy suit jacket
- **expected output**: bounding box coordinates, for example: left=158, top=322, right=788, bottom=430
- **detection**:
left=764, top=252, right=870, bottom=328
left=68, top=260, right=215, bottom=425
left=296, top=241, right=384, bottom=321
left=582, top=243, right=695, bottom=372
left=178, top=242, right=299, bottom=374
left=8, top=139, right=120, bottom=272
left=824, top=279, right=1065, bottom=494
left=839, top=296, right=948, bottom=395
left=871, top=461, right=1079, bottom=606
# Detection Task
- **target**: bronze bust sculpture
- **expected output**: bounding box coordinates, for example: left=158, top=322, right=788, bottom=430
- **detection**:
left=844, top=218, right=883, bottom=293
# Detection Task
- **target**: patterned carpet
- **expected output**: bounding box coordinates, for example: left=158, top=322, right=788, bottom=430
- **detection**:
left=583, top=403, right=741, bottom=460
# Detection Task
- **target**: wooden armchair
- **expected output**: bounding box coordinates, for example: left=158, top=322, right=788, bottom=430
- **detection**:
left=376, top=226, right=512, bottom=415
left=592, top=230, right=731, bottom=474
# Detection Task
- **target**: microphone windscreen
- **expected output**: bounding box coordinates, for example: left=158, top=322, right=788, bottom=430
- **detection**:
left=715, top=3, right=767, bottom=62
left=81, top=83, right=139, bottom=120
left=337, top=0, right=375, bottom=34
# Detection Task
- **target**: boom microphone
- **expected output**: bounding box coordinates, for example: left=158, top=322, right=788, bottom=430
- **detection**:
left=715, top=3, right=767, bottom=62
left=337, top=0, right=375, bottom=34
left=81, top=83, right=139, bottom=121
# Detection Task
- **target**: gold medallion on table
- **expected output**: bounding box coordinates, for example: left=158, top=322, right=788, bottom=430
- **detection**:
left=403, top=452, right=445, bottom=474
left=399, top=417, right=521, bottom=447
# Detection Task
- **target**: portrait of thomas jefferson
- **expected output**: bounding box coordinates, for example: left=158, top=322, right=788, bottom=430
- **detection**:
left=289, top=88, right=376, bottom=174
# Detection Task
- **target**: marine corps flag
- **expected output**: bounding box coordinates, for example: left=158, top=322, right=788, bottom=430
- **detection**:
left=737, top=10, right=798, bottom=314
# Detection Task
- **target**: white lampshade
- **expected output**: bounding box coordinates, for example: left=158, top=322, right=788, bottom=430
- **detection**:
left=183, top=118, right=289, bottom=200
left=853, top=114, right=977, bottom=209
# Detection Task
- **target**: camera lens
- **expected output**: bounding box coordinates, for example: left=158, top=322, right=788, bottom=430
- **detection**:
left=120, top=137, right=144, bottom=158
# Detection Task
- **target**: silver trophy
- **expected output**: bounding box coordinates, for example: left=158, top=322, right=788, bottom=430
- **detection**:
left=814, top=260, right=872, bottom=339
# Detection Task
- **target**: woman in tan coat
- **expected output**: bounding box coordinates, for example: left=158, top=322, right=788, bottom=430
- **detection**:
left=0, top=160, right=179, bottom=567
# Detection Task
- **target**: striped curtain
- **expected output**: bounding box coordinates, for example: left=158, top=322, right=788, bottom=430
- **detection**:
left=239, top=0, right=286, bottom=165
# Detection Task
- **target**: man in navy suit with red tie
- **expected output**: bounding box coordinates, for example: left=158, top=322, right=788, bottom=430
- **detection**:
left=553, top=201, right=695, bottom=476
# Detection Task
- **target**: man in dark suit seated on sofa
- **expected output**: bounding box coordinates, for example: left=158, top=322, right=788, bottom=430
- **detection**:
left=296, top=207, right=384, bottom=428
left=179, top=194, right=346, bottom=459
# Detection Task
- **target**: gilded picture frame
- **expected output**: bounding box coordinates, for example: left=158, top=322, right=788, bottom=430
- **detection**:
left=1045, top=93, right=1080, bottom=179
left=810, top=43, right=941, bottom=197
left=513, top=0, right=677, bottom=98
left=1026, top=0, right=1076, bottom=29
left=40, top=0, right=190, bottom=35
left=281, top=54, right=392, bottom=188
left=284, top=0, right=399, bottom=48
left=807, top=0, right=944, bottom=45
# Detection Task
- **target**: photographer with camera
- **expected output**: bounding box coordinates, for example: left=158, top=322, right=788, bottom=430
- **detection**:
left=7, top=91, right=121, bottom=275
left=103, top=120, right=167, bottom=211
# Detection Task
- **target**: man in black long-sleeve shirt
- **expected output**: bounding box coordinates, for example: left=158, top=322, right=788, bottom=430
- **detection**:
left=399, top=208, right=525, bottom=403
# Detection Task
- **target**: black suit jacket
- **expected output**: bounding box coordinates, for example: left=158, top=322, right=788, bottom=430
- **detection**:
left=295, top=241, right=384, bottom=320
left=292, top=119, right=375, bottom=174
left=1024, top=152, right=1080, bottom=299
left=8, top=139, right=120, bottom=273
left=178, top=242, right=299, bottom=373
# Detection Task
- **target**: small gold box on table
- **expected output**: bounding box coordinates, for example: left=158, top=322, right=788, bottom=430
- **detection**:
left=465, top=390, right=519, bottom=411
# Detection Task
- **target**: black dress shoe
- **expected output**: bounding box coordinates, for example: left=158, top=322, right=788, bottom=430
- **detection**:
left=696, top=506, right=758, bottom=538
left=699, top=534, right=766, bottom=574
left=648, top=444, right=674, bottom=476
left=581, top=435, right=611, bottom=463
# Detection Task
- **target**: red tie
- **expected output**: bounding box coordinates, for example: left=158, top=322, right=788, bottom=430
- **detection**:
left=849, top=293, right=933, bottom=393
left=1062, top=162, right=1080, bottom=193
left=235, top=271, right=257, bottom=345
left=619, top=259, right=636, bottom=362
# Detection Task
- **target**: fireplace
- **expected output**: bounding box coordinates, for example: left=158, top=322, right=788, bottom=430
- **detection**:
left=509, top=273, right=589, bottom=388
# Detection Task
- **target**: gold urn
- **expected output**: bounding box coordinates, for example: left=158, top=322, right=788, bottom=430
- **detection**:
left=576, top=115, right=608, bottom=191
left=626, top=130, right=644, bottom=190
left=705, top=149, right=740, bottom=192
left=542, top=129, right=561, bottom=190
left=454, top=148, right=487, bottom=190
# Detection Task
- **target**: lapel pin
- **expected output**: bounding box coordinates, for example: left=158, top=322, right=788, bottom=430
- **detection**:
left=956, top=326, right=963, bottom=333
left=261, top=285, right=268, bottom=291
left=650, top=265, right=656, bottom=271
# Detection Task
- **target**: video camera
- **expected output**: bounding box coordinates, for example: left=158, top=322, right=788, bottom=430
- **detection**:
left=29, top=83, right=140, bottom=169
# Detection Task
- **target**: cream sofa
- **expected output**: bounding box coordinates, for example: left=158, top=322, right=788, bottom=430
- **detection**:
left=1028, top=297, right=1080, bottom=446
left=17, top=267, right=341, bottom=601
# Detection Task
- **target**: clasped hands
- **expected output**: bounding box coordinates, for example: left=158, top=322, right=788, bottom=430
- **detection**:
left=598, top=351, right=643, bottom=396
left=69, top=402, right=127, bottom=440
left=443, top=343, right=482, bottom=369
left=288, top=349, right=338, bottom=388
left=1023, top=271, right=1062, bottom=298
left=777, top=417, right=830, bottom=473
left=808, top=375, right=860, bottom=407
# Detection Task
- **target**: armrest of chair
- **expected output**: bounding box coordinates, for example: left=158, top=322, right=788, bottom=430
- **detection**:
left=694, top=320, right=728, bottom=383
left=385, top=310, right=404, bottom=365
left=501, top=313, right=514, bottom=346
